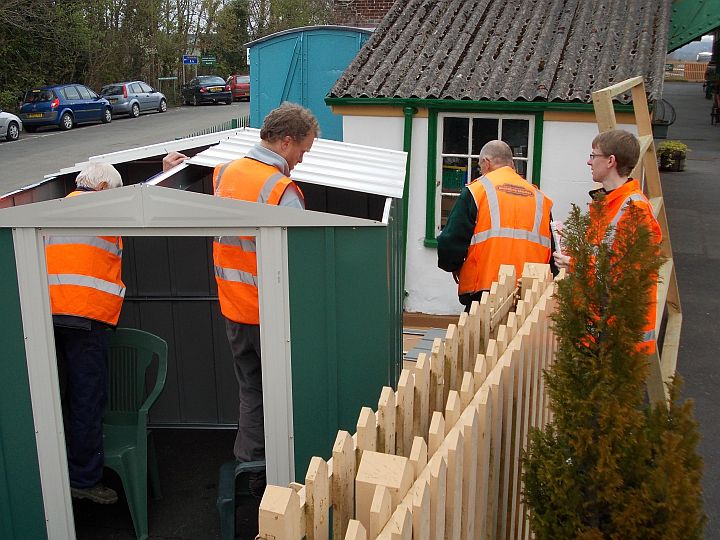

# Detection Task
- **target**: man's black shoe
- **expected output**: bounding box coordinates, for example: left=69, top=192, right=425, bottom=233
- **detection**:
left=70, top=483, right=118, bottom=504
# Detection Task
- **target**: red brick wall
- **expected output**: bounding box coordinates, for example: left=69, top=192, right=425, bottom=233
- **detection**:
left=333, top=0, right=396, bottom=27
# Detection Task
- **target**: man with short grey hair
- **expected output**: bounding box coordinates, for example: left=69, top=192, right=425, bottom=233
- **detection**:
left=438, top=140, right=554, bottom=309
left=46, top=162, right=125, bottom=504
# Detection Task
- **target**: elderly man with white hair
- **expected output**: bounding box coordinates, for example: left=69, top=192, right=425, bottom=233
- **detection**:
left=45, top=162, right=124, bottom=504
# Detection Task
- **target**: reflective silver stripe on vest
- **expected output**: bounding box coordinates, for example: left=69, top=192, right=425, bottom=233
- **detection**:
left=214, top=162, right=233, bottom=192
left=47, top=274, right=125, bottom=298
left=258, top=172, right=287, bottom=203
left=470, top=176, right=550, bottom=248
left=642, top=329, right=656, bottom=343
left=214, top=236, right=257, bottom=252
left=214, top=265, right=258, bottom=287
left=45, top=236, right=122, bottom=257
left=606, top=194, right=646, bottom=244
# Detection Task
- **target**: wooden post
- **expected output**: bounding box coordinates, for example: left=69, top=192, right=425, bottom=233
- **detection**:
left=409, top=437, right=428, bottom=480
left=414, top=352, right=431, bottom=440
left=460, top=408, right=479, bottom=540
left=369, top=485, right=392, bottom=538
left=444, top=324, right=458, bottom=401
left=397, top=369, right=415, bottom=458
left=474, top=387, right=492, bottom=540
left=345, top=520, right=368, bottom=540
left=378, top=386, right=396, bottom=455
left=444, top=429, right=464, bottom=540
left=429, top=455, right=447, bottom=540
left=445, top=390, right=462, bottom=434
left=430, top=338, right=445, bottom=413
left=357, top=407, right=377, bottom=470
left=412, top=480, right=431, bottom=540
left=333, top=431, right=356, bottom=540
left=258, top=486, right=303, bottom=539
left=428, top=411, right=445, bottom=457
left=306, top=457, right=330, bottom=540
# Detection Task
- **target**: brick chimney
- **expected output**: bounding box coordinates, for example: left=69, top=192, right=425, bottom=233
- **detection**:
left=333, top=0, right=396, bottom=28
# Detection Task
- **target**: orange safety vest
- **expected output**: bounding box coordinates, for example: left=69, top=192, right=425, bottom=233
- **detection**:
left=593, top=179, right=662, bottom=354
left=458, top=167, right=553, bottom=294
left=45, top=190, right=125, bottom=326
left=212, top=158, right=301, bottom=325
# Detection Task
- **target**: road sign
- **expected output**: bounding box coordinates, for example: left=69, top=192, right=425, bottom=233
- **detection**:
left=201, top=56, right=216, bottom=65
left=183, top=55, right=198, bottom=65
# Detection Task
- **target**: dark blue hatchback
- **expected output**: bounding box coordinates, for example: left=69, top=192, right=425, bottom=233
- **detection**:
left=19, top=84, right=113, bottom=132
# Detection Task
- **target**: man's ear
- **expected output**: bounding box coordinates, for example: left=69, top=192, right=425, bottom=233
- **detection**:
left=97, top=181, right=109, bottom=191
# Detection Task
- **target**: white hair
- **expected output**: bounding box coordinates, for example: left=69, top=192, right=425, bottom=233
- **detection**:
left=75, top=162, right=123, bottom=190
left=479, top=140, right=514, bottom=167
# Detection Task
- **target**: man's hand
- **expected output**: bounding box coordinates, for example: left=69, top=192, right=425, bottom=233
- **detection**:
left=162, top=151, right=188, bottom=172
left=553, top=251, right=571, bottom=270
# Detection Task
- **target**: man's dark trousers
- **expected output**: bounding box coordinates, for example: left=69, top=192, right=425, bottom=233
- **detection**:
left=55, top=322, right=108, bottom=488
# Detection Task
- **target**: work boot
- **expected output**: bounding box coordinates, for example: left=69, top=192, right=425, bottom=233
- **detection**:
left=70, top=483, right=118, bottom=504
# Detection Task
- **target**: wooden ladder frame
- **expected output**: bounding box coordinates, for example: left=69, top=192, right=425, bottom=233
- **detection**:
left=591, top=76, right=682, bottom=405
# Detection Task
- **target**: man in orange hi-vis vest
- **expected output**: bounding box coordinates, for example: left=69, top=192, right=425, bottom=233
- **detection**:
left=438, top=140, right=554, bottom=310
left=213, top=103, right=319, bottom=497
left=45, top=162, right=125, bottom=505
left=554, top=129, right=662, bottom=354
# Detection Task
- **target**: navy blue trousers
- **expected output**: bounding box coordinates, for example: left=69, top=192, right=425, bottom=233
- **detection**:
left=54, top=322, right=108, bottom=488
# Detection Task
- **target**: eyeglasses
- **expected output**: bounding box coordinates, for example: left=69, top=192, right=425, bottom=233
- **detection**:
left=589, top=153, right=609, bottom=160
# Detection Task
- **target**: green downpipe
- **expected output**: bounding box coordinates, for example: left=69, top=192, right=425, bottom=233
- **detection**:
left=401, top=105, right=417, bottom=274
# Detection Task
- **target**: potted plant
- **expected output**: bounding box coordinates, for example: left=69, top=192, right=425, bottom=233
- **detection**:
left=657, top=140, right=689, bottom=171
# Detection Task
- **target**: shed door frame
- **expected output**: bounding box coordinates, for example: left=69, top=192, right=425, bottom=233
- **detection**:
left=12, top=224, right=294, bottom=540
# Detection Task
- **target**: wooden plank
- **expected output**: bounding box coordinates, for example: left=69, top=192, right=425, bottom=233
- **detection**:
left=409, top=437, right=428, bottom=481
left=429, top=455, right=447, bottom=540
left=473, top=353, right=488, bottom=390
left=345, top=520, right=367, bottom=540
left=510, top=335, right=531, bottom=540
left=478, top=293, right=491, bottom=351
left=430, top=338, right=445, bottom=413
left=378, top=504, right=412, bottom=540
left=397, top=369, right=415, bottom=458
left=428, top=411, right=445, bottom=457
left=592, top=88, right=617, bottom=131
left=445, top=390, right=462, bottom=434
left=357, top=451, right=413, bottom=535
left=484, top=371, right=504, bottom=540
left=378, top=386, right=397, bottom=455
left=461, top=408, right=479, bottom=540
left=459, top=312, right=471, bottom=374
left=357, top=407, right=377, bottom=469
left=630, top=82, right=652, bottom=136
left=444, top=324, right=458, bottom=400
left=414, top=352, right=431, bottom=440
left=306, top=457, right=330, bottom=540
left=412, top=480, right=431, bottom=540
left=332, top=431, right=356, bottom=540
left=444, top=429, right=464, bottom=540
left=460, top=372, right=474, bottom=409
left=497, top=352, right=517, bottom=540
left=496, top=324, right=509, bottom=357
left=474, top=387, right=492, bottom=540
left=468, top=301, right=481, bottom=361
left=600, top=75, right=645, bottom=98
left=258, top=486, right=303, bottom=540
left=369, top=485, right=392, bottom=538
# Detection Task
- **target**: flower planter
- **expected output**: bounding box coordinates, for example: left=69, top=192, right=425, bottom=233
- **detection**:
left=659, top=151, right=686, bottom=172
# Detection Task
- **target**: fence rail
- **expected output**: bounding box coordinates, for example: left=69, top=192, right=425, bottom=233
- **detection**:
left=663, top=61, right=709, bottom=82
left=258, top=263, right=559, bottom=540
left=184, top=115, right=250, bottom=138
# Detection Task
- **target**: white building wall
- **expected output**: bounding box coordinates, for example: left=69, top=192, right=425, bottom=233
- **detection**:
left=540, top=120, right=638, bottom=221
left=342, top=114, right=639, bottom=315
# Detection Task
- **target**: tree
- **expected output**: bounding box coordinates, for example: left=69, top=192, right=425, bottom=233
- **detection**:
left=522, top=201, right=705, bottom=539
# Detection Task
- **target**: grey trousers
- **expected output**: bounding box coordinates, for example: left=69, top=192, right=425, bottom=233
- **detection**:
left=225, top=319, right=265, bottom=463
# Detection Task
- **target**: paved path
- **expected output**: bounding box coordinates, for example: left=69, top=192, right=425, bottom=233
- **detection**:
left=661, top=81, right=720, bottom=538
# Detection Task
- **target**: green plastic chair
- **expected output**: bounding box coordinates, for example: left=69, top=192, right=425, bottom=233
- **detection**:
left=104, top=328, right=168, bottom=540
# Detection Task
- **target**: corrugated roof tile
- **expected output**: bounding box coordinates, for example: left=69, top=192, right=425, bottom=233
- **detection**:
left=330, top=0, right=670, bottom=103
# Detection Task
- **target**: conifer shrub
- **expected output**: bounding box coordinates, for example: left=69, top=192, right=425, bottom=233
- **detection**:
left=522, top=201, right=705, bottom=539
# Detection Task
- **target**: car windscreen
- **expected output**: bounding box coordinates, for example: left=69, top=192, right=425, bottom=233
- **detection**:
left=198, top=76, right=226, bottom=85
left=23, top=89, right=55, bottom=103
left=237, top=76, right=250, bottom=83
left=100, top=85, right=124, bottom=96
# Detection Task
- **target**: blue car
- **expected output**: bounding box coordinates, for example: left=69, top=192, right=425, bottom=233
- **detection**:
left=19, top=84, right=113, bottom=132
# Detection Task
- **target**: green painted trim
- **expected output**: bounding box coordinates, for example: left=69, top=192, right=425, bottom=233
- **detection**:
left=424, top=238, right=438, bottom=248
left=425, top=109, right=439, bottom=244
left=532, top=111, right=544, bottom=187
left=326, top=96, right=635, bottom=113
left=402, top=106, right=417, bottom=274
left=668, top=0, right=720, bottom=52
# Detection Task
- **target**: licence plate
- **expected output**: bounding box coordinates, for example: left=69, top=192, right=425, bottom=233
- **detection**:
left=209, top=87, right=222, bottom=92
left=109, top=98, right=117, bottom=103
left=26, top=113, right=43, bottom=118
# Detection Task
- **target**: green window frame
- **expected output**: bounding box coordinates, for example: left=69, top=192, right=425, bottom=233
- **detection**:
left=424, top=109, right=545, bottom=247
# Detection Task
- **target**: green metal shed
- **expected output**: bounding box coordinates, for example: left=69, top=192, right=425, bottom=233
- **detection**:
left=0, top=131, right=406, bottom=538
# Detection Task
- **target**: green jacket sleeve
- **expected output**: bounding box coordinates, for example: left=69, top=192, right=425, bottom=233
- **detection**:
left=437, top=187, right=477, bottom=272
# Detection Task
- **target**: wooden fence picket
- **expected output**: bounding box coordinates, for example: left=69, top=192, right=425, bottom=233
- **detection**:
left=473, top=353, right=488, bottom=390
left=461, top=408, right=480, bottom=540
left=428, top=412, right=445, bottom=457
left=333, top=431, right=356, bottom=539
left=445, top=391, right=462, bottom=434
left=357, top=407, right=377, bottom=469
left=444, top=325, right=458, bottom=401
left=369, top=485, right=392, bottom=538
left=430, top=338, right=445, bottom=413
left=474, top=387, right=492, bottom=540
left=444, top=429, right=464, bottom=540
left=460, top=372, right=474, bottom=409
left=397, top=369, right=415, bottom=458
left=429, top=455, right=447, bottom=540
left=412, top=480, right=431, bottom=540
left=377, top=387, right=396, bottom=455
left=414, top=353, right=431, bottom=440
left=345, top=520, right=368, bottom=540
left=497, top=353, right=517, bottom=540
left=409, top=437, right=428, bottom=480
left=258, top=485, right=303, bottom=539
left=306, top=457, right=330, bottom=540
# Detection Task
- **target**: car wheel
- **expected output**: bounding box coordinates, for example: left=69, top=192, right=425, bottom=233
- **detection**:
left=192, top=95, right=198, bottom=106
left=25, top=125, right=38, bottom=133
left=102, top=107, right=112, bottom=123
left=158, top=99, right=167, bottom=113
left=130, top=103, right=140, bottom=118
left=60, top=112, right=73, bottom=130
left=225, top=99, right=232, bottom=105
left=6, top=121, right=20, bottom=141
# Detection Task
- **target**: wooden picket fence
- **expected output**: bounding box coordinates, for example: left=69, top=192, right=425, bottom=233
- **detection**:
left=257, top=263, right=559, bottom=540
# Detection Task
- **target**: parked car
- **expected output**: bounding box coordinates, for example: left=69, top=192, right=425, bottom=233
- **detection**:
left=226, top=74, right=250, bottom=101
left=182, top=76, right=232, bottom=106
left=19, top=84, right=112, bottom=132
left=0, top=108, right=22, bottom=141
left=99, top=81, right=167, bottom=117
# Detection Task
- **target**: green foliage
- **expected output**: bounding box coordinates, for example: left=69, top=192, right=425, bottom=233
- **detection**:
left=522, top=201, right=705, bottom=539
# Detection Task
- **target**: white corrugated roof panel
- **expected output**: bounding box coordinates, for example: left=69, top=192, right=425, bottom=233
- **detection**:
left=187, top=128, right=407, bottom=199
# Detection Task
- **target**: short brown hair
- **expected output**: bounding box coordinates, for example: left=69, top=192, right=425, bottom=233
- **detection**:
left=260, top=102, right=320, bottom=142
left=592, top=129, right=640, bottom=177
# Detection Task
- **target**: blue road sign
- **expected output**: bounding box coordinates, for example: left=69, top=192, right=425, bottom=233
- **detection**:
left=183, top=55, right=198, bottom=65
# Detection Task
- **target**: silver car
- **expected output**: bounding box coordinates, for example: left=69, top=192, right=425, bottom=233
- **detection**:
left=99, top=81, right=168, bottom=118
left=0, top=108, right=22, bottom=141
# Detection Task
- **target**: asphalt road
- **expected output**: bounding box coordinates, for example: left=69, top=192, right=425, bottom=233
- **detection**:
left=0, top=101, right=250, bottom=196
